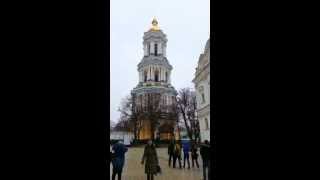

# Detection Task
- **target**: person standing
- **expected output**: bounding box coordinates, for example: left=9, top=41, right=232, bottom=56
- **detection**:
left=200, top=140, right=211, bottom=180
left=173, top=141, right=182, bottom=168
left=191, top=141, right=199, bottom=168
left=141, top=140, right=159, bottom=180
left=182, top=140, right=191, bottom=169
left=168, top=138, right=175, bottom=167
left=111, top=140, right=128, bottom=180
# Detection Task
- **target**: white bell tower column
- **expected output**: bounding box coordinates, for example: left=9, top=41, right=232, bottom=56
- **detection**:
left=150, top=42, right=154, bottom=55
left=144, top=43, right=148, bottom=56
left=158, top=43, right=162, bottom=55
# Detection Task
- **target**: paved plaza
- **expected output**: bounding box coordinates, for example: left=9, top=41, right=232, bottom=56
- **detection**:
left=110, top=147, right=203, bottom=180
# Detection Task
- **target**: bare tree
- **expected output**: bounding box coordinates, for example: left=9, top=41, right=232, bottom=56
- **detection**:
left=115, top=92, right=179, bottom=142
left=131, top=92, right=178, bottom=141
left=130, top=94, right=142, bottom=141
left=115, top=95, right=135, bottom=132
left=116, top=94, right=147, bottom=141
left=110, top=120, right=116, bottom=131
left=176, top=88, right=200, bottom=142
left=141, top=93, right=163, bottom=140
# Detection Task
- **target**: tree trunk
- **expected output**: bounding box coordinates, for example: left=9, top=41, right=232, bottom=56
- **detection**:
left=180, top=105, right=193, bottom=141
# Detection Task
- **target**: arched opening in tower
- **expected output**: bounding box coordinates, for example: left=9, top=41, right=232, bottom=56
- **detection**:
left=154, top=43, right=158, bottom=56
left=154, top=70, right=159, bottom=82
left=144, top=71, right=148, bottom=82
left=165, top=72, right=168, bottom=83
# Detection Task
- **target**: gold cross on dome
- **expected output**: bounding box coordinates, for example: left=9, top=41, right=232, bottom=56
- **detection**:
left=150, top=17, right=160, bottom=31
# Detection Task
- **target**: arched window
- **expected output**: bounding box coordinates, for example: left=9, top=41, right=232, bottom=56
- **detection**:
left=154, top=70, right=159, bottom=82
left=205, top=118, right=209, bottom=130
left=201, top=93, right=205, bottom=104
left=199, top=86, right=205, bottom=104
left=165, top=72, right=168, bottom=82
left=144, top=71, right=148, bottom=82
left=154, top=43, right=158, bottom=56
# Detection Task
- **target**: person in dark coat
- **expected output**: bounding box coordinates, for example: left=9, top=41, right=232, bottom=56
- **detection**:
left=173, top=141, right=182, bottom=168
left=182, top=140, right=191, bottom=169
left=168, top=138, right=175, bottom=167
left=111, top=140, right=128, bottom=180
left=191, top=141, right=199, bottom=168
left=141, top=140, right=159, bottom=180
left=110, top=151, right=114, bottom=163
left=200, top=140, right=211, bottom=180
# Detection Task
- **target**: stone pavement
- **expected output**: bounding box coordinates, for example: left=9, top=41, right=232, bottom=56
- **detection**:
left=110, top=147, right=203, bottom=180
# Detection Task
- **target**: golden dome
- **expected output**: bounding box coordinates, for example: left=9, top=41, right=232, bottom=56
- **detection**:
left=150, top=17, right=160, bottom=31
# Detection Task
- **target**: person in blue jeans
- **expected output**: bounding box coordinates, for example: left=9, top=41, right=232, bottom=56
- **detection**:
left=111, top=140, right=128, bottom=180
left=182, top=140, right=191, bottom=169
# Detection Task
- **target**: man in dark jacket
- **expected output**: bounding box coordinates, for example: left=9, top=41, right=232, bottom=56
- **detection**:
left=191, top=141, right=199, bottom=168
left=200, top=140, right=210, bottom=180
left=111, top=140, right=128, bottom=180
left=168, top=138, right=175, bottom=167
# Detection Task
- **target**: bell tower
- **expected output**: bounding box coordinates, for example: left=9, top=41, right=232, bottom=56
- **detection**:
left=143, top=18, right=167, bottom=57
left=138, top=18, right=172, bottom=85
left=131, top=18, right=178, bottom=141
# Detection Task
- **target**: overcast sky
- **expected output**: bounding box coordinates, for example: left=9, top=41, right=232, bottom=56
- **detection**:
left=110, top=0, right=210, bottom=123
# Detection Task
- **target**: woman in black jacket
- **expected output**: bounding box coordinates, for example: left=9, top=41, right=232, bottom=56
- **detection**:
left=141, top=140, right=159, bottom=180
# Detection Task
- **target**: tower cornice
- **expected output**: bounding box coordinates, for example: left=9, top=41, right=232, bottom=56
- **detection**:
left=137, top=56, right=172, bottom=70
